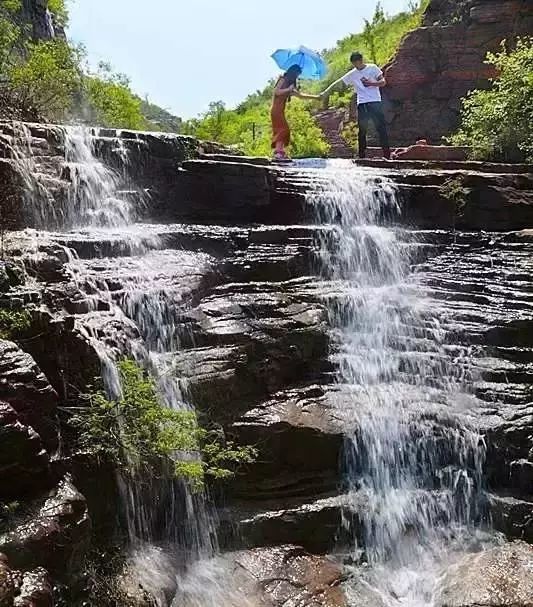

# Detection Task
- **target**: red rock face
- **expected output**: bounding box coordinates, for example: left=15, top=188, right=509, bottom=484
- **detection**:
left=383, top=0, right=533, bottom=146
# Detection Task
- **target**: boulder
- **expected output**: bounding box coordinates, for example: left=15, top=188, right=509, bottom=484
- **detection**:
left=232, top=545, right=347, bottom=606
left=234, top=495, right=350, bottom=554
left=0, top=341, right=58, bottom=445
left=435, top=541, right=533, bottom=607
left=230, top=386, right=343, bottom=499
left=14, top=568, right=53, bottom=607
left=489, top=494, right=533, bottom=543
left=0, top=553, right=16, bottom=605
left=0, top=402, right=50, bottom=498
left=0, top=476, right=90, bottom=577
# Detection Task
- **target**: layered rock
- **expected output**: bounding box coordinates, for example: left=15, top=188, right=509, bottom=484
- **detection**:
left=435, top=541, right=533, bottom=607
left=383, top=0, right=533, bottom=145
left=0, top=122, right=532, bottom=603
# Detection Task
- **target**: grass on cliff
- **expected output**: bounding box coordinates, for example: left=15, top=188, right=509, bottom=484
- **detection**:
left=185, top=0, right=429, bottom=155
left=449, top=37, right=533, bottom=163
left=70, top=359, right=256, bottom=490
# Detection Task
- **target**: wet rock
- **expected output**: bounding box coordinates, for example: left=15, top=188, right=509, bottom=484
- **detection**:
left=174, top=287, right=328, bottom=421
left=0, top=402, right=50, bottom=498
left=16, top=311, right=101, bottom=400
left=230, top=386, right=343, bottom=499
left=0, top=553, right=16, bottom=605
left=0, top=341, right=57, bottom=445
left=235, top=495, right=349, bottom=554
left=157, top=159, right=305, bottom=224
left=0, top=476, right=90, bottom=577
left=14, top=568, right=53, bottom=607
left=0, top=261, right=24, bottom=295
left=232, top=545, right=347, bottom=606
left=489, top=494, right=533, bottom=543
left=435, top=541, right=533, bottom=607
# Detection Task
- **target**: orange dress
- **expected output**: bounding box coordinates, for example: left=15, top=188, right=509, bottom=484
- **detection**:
left=271, top=78, right=291, bottom=149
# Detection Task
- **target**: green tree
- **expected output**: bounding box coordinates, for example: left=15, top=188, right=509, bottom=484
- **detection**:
left=449, top=37, right=533, bottom=162
left=84, top=62, right=147, bottom=130
left=70, top=359, right=256, bottom=490
left=47, top=0, right=68, bottom=26
left=8, top=39, right=82, bottom=118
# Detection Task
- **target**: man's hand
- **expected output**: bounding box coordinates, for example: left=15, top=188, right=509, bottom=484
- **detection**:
left=361, top=77, right=374, bottom=87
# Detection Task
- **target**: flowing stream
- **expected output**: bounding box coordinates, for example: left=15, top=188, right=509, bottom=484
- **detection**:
left=301, top=160, right=498, bottom=606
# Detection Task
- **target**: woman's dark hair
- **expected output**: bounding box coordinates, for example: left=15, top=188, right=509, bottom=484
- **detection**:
left=283, top=64, right=302, bottom=86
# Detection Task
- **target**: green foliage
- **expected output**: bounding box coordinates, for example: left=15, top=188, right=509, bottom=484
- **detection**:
left=84, top=62, right=147, bottom=130
left=8, top=39, right=81, bottom=118
left=0, top=13, right=21, bottom=73
left=1, top=0, right=22, bottom=13
left=47, top=0, right=68, bottom=25
left=190, top=98, right=328, bottom=158
left=0, top=308, right=30, bottom=339
left=71, top=359, right=256, bottom=490
left=449, top=37, right=533, bottom=162
left=341, top=121, right=359, bottom=152
left=440, top=176, right=469, bottom=218
left=307, top=0, right=426, bottom=100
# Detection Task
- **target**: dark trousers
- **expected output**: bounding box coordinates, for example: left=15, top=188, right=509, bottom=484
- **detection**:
left=357, top=101, right=390, bottom=158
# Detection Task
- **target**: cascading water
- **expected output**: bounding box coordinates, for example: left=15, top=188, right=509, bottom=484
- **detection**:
left=301, top=160, right=498, bottom=606
left=9, top=124, right=257, bottom=606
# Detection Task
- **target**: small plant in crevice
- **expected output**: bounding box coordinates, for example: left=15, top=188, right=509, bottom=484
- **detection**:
left=68, top=359, right=256, bottom=491
left=440, top=176, right=470, bottom=221
left=0, top=500, right=21, bottom=533
left=0, top=307, right=30, bottom=340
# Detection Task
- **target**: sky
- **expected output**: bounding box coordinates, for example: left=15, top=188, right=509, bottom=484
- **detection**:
left=67, top=0, right=410, bottom=119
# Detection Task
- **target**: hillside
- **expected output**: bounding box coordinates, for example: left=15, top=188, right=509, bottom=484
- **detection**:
left=186, top=0, right=429, bottom=156
left=0, top=0, right=184, bottom=131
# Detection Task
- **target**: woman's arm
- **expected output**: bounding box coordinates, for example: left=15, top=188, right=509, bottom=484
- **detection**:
left=294, top=91, right=321, bottom=100
left=274, top=78, right=295, bottom=97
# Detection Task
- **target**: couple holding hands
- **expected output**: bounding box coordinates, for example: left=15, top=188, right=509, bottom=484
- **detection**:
left=271, top=51, right=390, bottom=161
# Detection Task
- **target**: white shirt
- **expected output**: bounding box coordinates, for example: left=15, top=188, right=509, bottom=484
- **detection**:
left=342, top=64, right=383, bottom=105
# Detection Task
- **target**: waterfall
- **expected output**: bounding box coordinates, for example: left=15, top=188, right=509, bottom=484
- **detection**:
left=8, top=125, right=255, bottom=606
left=301, top=160, right=497, bottom=606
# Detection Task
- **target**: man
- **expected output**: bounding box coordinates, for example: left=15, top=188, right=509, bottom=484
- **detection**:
left=321, top=52, right=391, bottom=160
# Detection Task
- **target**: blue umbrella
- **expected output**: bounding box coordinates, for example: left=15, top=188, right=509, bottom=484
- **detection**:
left=271, top=45, right=327, bottom=80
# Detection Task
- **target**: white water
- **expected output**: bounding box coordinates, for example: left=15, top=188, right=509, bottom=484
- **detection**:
left=10, top=125, right=255, bottom=605
left=300, top=160, right=498, bottom=606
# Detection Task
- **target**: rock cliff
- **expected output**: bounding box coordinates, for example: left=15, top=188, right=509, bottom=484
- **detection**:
left=383, top=0, right=533, bottom=145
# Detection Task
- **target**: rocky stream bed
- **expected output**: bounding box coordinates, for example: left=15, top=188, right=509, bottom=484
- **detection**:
left=0, top=122, right=532, bottom=606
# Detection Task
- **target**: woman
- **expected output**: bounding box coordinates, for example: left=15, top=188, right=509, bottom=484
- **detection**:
left=271, top=64, right=320, bottom=160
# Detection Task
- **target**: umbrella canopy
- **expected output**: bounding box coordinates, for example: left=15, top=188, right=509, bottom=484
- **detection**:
left=271, top=45, right=327, bottom=80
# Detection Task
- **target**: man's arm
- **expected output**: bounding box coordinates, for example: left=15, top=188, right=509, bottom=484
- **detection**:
left=362, top=73, right=386, bottom=88
left=320, top=74, right=349, bottom=97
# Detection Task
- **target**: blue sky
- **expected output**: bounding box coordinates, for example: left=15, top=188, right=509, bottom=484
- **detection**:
left=68, top=0, right=410, bottom=118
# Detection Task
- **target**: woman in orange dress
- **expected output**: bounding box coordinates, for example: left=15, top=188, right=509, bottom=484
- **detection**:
left=271, top=65, right=319, bottom=160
